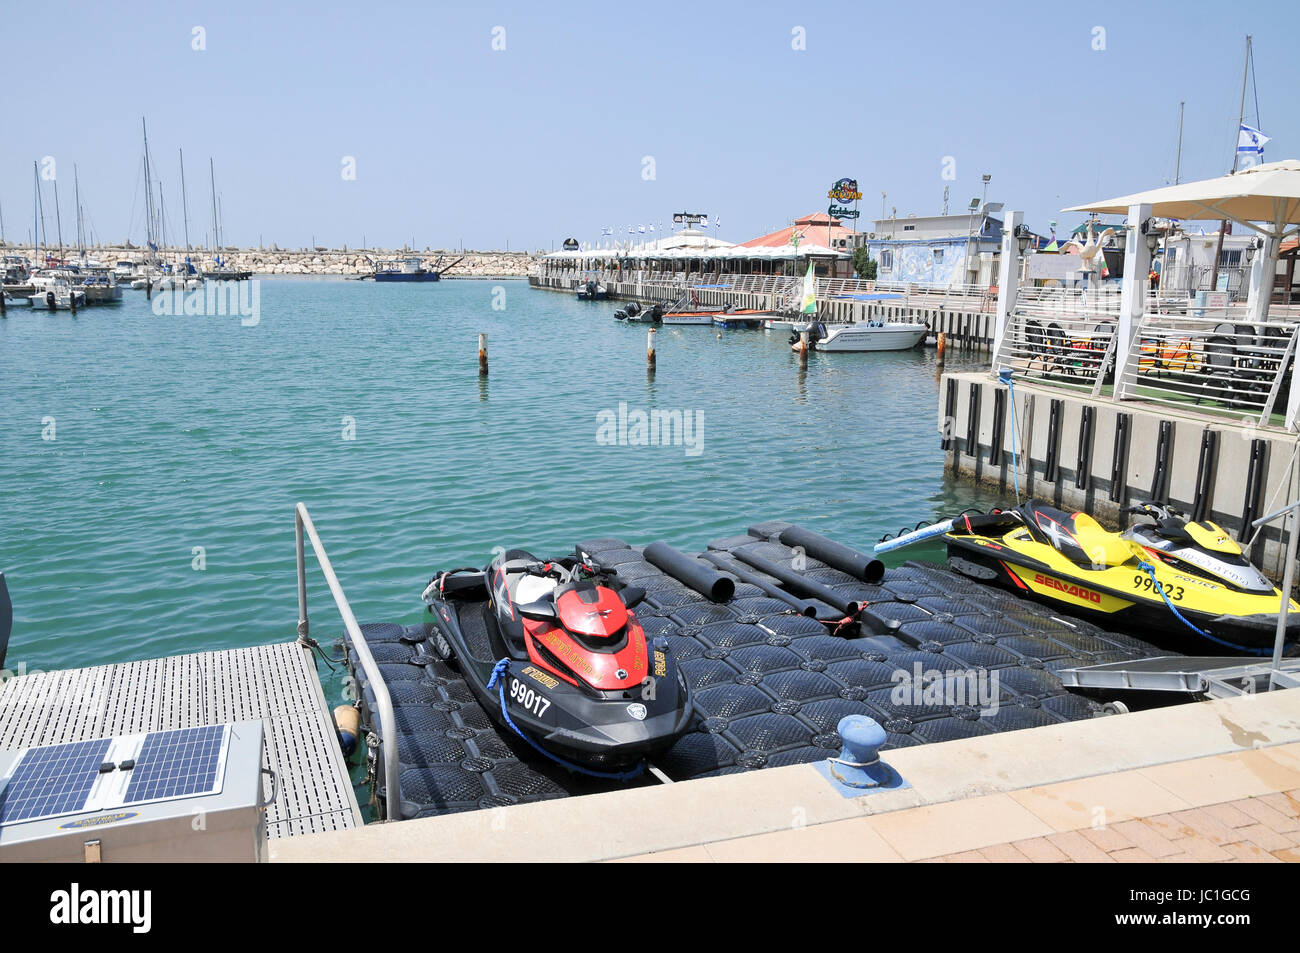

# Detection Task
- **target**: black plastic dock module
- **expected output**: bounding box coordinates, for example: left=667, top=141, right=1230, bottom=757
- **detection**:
left=1075, top=405, right=1095, bottom=491
left=1240, top=438, right=1268, bottom=542
left=1044, top=398, right=1064, bottom=482
left=989, top=388, right=1007, bottom=468
left=1191, top=429, right=1219, bottom=523
left=1149, top=420, right=1173, bottom=503
left=942, top=378, right=958, bottom=451
left=1109, top=412, right=1132, bottom=503
left=965, top=382, right=981, bottom=456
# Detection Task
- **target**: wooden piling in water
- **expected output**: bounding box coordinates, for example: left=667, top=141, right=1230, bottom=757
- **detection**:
left=478, top=332, right=489, bottom=376
left=937, top=331, right=946, bottom=364
left=647, top=328, right=657, bottom=372
left=798, top=329, right=810, bottom=365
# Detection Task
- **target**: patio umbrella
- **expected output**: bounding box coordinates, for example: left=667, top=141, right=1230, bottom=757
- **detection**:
left=1066, top=160, right=1300, bottom=323
left=1064, top=160, right=1300, bottom=232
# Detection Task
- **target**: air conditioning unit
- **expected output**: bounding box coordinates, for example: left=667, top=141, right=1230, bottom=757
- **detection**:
left=868, top=233, right=877, bottom=240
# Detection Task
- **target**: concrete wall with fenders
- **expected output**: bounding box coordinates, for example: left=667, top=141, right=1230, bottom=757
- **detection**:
left=940, top=369, right=1300, bottom=577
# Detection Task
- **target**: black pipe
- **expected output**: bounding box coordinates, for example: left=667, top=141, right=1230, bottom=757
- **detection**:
left=1109, top=412, right=1132, bottom=503
left=965, top=382, right=981, bottom=456
left=1149, top=420, right=1173, bottom=503
left=726, top=546, right=861, bottom=616
left=1191, top=429, right=1218, bottom=523
left=1075, top=405, right=1094, bottom=490
left=942, top=377, right=957, bottom=451
left=643, top=542, right=735, bottom=603
left=1044, top=398, right=1063, bottom=482
left=776, top=525, right=885, bottom=584
left=1240, top=438, right=1267, bottom=543
left=989, top=387, right=1006, bottom=468
left=699, top=552, right=820, bottom=618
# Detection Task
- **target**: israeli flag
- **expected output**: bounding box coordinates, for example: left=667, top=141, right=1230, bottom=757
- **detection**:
left=638, top=224, right=645, bottom=233
left=602, top=226, right=612, bottom=235
left=700, top=216, right=709, bottom=229
left=1237, top=123, right=1270, bottom=168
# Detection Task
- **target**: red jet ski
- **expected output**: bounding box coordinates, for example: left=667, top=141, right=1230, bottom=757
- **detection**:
left=423, top=550, right=694, bottom=775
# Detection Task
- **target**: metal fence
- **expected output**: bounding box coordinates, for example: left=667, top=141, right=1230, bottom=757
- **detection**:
left=993, top=288, right=1300, bottom=427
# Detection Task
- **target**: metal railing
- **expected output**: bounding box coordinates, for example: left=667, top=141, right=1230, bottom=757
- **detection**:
left=993, top=287, right=1300, bottom=428
left=295, top=502, right=401, bottom=817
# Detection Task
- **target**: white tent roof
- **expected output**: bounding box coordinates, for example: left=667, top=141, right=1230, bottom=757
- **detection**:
left=1064, top=159, right=1300, bottom=236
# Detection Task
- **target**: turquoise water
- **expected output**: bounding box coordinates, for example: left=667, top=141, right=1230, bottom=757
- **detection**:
left=0, top=279, right=1004, bottom=695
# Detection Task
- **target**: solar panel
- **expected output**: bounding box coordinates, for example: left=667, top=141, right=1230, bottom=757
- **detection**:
left=0, top=738, right=113, bottom=825
left=124, top=725, right=227, bottom=804
left=0, top=724, right=231, bottom=827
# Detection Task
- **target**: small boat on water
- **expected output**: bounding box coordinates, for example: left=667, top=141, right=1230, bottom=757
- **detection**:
left=792, top=320, right=927, bottom=352
left=28, top=274, right=87, bottom=310
left=77, top=265, right=124, bottom=303
left=113, top=260, right=136, bottom=281
left=787, top=264, right=925, bottom=351
left=712, top=309, right=769, bottom=329
left=369, top=256, right=440, bottom=282
left=576, top=278, right=608, bottom=301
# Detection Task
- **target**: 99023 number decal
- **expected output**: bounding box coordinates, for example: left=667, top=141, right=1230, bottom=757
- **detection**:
left=1133, top=574, right=1184, bottom=601
left=509, top=678, right=551, bottom=717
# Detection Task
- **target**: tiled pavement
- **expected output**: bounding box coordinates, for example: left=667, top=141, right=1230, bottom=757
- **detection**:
left=618, top=743, right=1300, bottom=863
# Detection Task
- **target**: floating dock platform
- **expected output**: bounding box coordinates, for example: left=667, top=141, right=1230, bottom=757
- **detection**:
left=0, top=642, right=361, bottom=839
left=348, top=521, right=1164, bottom=821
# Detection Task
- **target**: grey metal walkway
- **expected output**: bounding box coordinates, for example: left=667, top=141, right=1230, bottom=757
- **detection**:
left=0, top=641, right=361, bottom=838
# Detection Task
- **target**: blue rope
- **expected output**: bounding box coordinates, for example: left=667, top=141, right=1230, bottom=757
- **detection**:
left=1136, top=562, right=1268, bottom=655
left=486, top=658, right=645, bottom=781
left=998, top=369, right=1021, bottom=502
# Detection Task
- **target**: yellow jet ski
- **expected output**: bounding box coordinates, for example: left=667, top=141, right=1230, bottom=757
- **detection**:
left=942, top=500, right=1299, bottom=654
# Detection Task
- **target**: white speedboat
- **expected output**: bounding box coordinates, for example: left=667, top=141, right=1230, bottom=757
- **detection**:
left=29, top=275, right=87, bottom=310
left=113, top=260, right=137, bottom=281
left=764, top=317, right=797, bottom=331
left=792, top=320, right=927, bottom=352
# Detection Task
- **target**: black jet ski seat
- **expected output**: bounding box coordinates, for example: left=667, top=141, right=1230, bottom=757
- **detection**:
left=1016, top=500, right=1133, bottom=570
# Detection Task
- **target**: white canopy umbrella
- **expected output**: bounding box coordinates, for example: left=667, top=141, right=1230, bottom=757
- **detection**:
left=1064, top=159, right=1300, bottom=235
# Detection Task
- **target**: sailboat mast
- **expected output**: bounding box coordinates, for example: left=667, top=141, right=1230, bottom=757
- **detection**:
left=1175, top=101, right=1184, bottom=185
left=179, top=148, right=191, bottom=252
left=209, top=158, right=218, bottom=253
left=33, top=162, right=39, bottom=264
left=142, top=118, right=157, bottom=266
left=53, top=178, right=63, bottom=257
left=74, top=164, right=84, bottom=257
left=1210, top=35, right=1252, bottom=292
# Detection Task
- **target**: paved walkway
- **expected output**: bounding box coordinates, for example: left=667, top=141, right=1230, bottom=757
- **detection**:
left=617, top=743, right=1300, bottom=863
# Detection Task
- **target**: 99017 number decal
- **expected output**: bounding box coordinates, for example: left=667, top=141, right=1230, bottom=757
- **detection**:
left=509, top=678, right=551, bottom=717
left=1133, top=574, right=1184, bottom=601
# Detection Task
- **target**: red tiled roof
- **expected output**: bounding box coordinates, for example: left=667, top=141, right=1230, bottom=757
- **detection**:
left=738, top=211, right=859, bottom=248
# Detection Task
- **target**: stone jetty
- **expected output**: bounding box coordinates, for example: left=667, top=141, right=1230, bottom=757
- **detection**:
left=3, top=244, right=538, bottom=278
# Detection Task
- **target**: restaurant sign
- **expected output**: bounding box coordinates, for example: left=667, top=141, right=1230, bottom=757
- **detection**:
left=828, top=178, right=862, bottom=203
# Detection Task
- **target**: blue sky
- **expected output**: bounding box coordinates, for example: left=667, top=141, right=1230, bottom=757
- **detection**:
left=2, top=1, right=1294, bottom=251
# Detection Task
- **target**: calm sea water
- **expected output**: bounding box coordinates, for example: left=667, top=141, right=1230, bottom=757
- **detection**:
left=0, top=279, right=1003, bottom=700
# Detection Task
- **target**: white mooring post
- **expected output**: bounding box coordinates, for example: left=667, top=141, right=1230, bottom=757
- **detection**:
left=1112, top=202, right=1154, bottom=397
left=991, top=209, right=1024, bottom=368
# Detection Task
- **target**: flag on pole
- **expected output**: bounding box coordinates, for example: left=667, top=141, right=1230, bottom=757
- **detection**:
left=1237, top=123, right=1270, bottom=168
left=800, top=262, right=817, bottom=315
left=637, top=224, right=645, bottom=233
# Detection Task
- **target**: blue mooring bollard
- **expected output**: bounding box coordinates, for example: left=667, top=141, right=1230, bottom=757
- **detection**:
left=826, top=715, right=894, bottom=790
